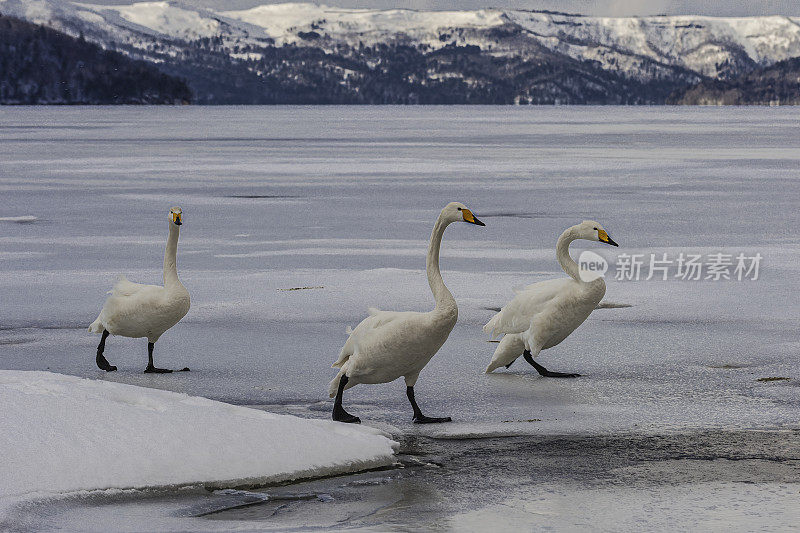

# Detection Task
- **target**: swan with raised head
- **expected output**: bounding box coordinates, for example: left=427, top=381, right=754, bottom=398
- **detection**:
left=484, top=220, right=618, bottom=376
left=328, top=202, right=485, bottom=424
left=88, top=207, right=191, bottom=373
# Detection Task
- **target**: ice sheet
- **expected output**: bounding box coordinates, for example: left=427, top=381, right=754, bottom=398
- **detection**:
left=1, top=106, right=798, bottom=436
left=1, top=106, right=799, bottom=530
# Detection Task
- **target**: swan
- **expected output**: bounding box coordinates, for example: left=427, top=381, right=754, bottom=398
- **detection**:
left=483, top=220, right=618, bottom=376
left=88, top=207, right=191, bottom=373
left=328, top=202, right=485, bottom=424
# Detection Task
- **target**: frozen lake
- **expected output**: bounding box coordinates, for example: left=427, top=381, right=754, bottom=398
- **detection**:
left=1, top=106, right=800, bottom=530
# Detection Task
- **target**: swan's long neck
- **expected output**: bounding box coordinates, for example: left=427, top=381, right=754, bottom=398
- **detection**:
left=427, top=213, right=457, bottom=316
left=556, top=227, right=582, bottom=283
left=163, top=223, right=182, bottom=288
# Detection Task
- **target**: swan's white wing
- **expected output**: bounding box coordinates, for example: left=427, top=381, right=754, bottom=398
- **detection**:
left=329, top=304, right=454, bottom=395
left=110, top=275, right=148, bottom=297
left=106, top=276, right=165, bottom=312
left=512, top=283, right=537, bottom=295
left=90, top=276, right=157, bottom=332
left=362, top=307, right=407, bottom=330
left=484, top=278, right=573, bottom=338
left=485, top=332, right=526, bottom=373
left=94, top=277, right=171, bottom=337
left=512, top=279, right=566, bottom=294
left=332, top=308, right=406, bottom=368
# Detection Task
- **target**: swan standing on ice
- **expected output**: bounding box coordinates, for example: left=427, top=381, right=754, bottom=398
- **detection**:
left=484, top=220, right=618, bottom=376
left=89, top=207, right=191, bottom=373
left=329, top=202, right=485, bottom=424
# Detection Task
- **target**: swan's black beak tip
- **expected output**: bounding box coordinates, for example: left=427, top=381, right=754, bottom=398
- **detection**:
left=473, top=217, right=486, bottom=227
left=174, top=220, right=182, bottom=226
left=606, top=236, right=618, bottom=247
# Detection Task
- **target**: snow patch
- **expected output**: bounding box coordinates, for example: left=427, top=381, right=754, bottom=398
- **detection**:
left=0, top=371, right=397, bottom=504
left=0, top=216, right=38, bottom=223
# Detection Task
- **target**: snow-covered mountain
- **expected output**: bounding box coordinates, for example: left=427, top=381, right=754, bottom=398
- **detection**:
left=6, top=1, right=800, bottom=77
left=3, top=0, right=800, bottom=103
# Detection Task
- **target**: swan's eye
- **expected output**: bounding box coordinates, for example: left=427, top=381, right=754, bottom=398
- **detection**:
left=593, top=227, right=598, bottom=230
left=457, top=207, right=462, bottom=211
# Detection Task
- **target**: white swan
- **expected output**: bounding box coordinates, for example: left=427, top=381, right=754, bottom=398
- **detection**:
left=484, top=220, right=618, bottom=376
left=89, top=207, right=191, bottom=373
left=328, top=202, right=485, bottom=424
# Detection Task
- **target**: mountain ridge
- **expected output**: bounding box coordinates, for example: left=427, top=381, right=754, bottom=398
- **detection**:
left=2, top=0, right=800, bottom=104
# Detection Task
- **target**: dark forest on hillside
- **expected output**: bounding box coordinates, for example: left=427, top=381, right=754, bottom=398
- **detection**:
left=0, top=14, right=191, bottom=104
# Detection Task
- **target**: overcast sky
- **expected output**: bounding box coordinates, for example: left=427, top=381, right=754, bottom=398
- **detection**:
left=80, top=0, right=800, bottom=16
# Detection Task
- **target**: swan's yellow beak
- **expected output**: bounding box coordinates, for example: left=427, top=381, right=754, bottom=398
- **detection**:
left=598, top=229, right=617, bottom=246
left=462, top=209, right=485, bottom=226
left=172, top=211, right=182, bottom=226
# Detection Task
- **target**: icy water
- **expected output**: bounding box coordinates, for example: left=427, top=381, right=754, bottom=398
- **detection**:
left=1, top=106, right=800, bottom=531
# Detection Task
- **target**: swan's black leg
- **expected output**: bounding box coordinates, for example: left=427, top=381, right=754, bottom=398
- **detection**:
left=332, top=375, right=361, bottom=423
left=95, top=330, right=117, bottom=372
left=144, top=342, right=172, bottom=373
left=407, top=386, right=451, bottom=424
left=143, top=342, right=189, bottom=374
left=523, top=350, right=580, bottom=378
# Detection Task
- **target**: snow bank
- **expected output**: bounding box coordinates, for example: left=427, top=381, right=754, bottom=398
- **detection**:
left=0, top=371, right=397, bottom=502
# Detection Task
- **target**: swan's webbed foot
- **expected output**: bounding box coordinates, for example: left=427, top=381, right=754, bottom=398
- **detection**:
left=96, top=354, right=117, bottom=372
left=407, top=386, right=452, bottom=424
left=144, top=365, right=173, bottom=374
left=413, top=414, right=452, bottom=424
left=332, top=375, right=361, bottom=424
left=523, top=350, right=581, bottom=378
left=332, top=404, right=361, bottom=424
left=541, top=370, right=581, bottom=378
left=144, top=342, right=184, bottom=374
left=95, top=330, right=117, bottom=371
